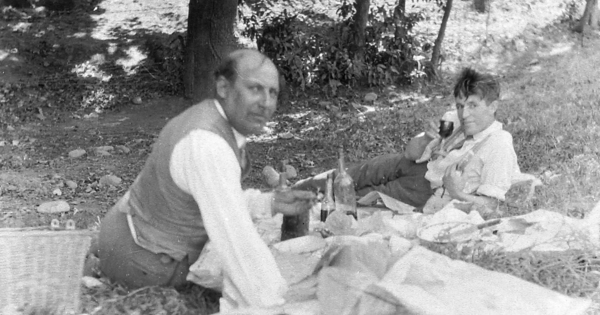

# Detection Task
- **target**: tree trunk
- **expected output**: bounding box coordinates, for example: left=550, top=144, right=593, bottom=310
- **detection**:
left=592, top=4, right=600, bottom=28
left=351, top=0, right=370, bottom=59
left=393, top=0, right=407, bottom=42
left=473, top=0, right=489, bottom=13
left=575, top=0, right=598, bottom=33
left=430, top=0, right=453, bottom=79
left=184, top=0, right=239, bottom=102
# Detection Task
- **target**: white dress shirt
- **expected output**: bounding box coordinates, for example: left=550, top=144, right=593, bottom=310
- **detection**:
left=165, top=100, right=287, bottom=309
left=425, top=121, right=520, bottom=201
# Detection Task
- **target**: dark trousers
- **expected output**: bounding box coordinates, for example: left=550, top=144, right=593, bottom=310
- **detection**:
left=349, top=153, right=433, bottom=208
left=98, top=206, right=190, bottom=289
left=294, top=154, right=433, bottom=208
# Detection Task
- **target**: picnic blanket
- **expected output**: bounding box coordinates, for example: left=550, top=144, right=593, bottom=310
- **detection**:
left=188, top=199, right=600, bottom=315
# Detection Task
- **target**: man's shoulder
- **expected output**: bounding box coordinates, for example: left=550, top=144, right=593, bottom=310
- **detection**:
left=480, top=129, right=515, bottom=155
left=182, top=99, right=216, bottom=115
left=488, top=129, right=513, bottom=142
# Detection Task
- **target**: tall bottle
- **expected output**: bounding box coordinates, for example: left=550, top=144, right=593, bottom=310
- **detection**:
left=279, top=163, right=310, bottom=241
left=333, top=146, right=357, bottom=219
left=321, top=172, right=335, bottom=222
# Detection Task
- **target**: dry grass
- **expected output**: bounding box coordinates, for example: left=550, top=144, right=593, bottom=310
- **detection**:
left=4, top=0, right=600, bottom=313
left=237, top=1, right=600, bottom=313
left=263, top=0, right=600, bottom=312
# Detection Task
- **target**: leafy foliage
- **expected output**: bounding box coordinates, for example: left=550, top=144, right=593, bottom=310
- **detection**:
left=558, top=0, right=585, bottom=24
left=240, top=1, right=432, bottom=95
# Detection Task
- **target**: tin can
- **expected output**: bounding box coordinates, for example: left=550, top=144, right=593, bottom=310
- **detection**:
left=280, top=211, right=310, bottom=241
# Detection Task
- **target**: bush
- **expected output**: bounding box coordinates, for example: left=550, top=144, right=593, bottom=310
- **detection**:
left=559, top=0, right=584, bottom=24
left=240, top=2, right=431, bottom=95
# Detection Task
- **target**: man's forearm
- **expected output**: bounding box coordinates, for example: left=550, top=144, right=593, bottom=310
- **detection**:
left=405, top=133, right=433, bottom=161
left=450, top=190, right=499, bottom=209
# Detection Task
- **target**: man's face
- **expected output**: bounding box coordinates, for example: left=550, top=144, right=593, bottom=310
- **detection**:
left=455, top=94, right=497, bottom=136
left=217, top=58, right=279, bottom=136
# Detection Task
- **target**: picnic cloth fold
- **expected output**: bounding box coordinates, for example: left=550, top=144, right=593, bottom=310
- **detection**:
left=196, top=201, right=600, bottom=315
left=214, top=244, right=592, bottom=315
left=373, top=246, right=591, bottom=315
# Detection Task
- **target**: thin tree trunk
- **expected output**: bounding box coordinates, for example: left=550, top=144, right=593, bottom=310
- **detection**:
left=575, top=0, right=598, bottom=33
left=351, top=0, right=370, bottom=59
left=184, top=0, right=239, bottom=102
left=590, top=0, right=599, bottom=28
left=473, top=0, right=489, bottom=13
left=393, top=0, right=406, bottom=42
left=430, top=0, right=453, bottom=79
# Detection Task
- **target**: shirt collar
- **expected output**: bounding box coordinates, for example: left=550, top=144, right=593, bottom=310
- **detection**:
left=214, top=99, right=247, bottom=149
left=471, top=120, right=503, bottom=142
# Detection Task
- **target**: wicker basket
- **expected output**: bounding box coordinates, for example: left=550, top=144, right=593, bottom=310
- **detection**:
left=0, top=220, right=95, bottom=315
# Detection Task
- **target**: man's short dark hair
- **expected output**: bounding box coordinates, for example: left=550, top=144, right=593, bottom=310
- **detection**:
left=214, top=56, right=238, bottom=82
left=213, top=50, right=274, bottom=83
left=453, top=68, right=500, bottom=105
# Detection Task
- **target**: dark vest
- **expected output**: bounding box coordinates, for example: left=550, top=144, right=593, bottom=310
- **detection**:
left=127, top=99, right=250, bottom=262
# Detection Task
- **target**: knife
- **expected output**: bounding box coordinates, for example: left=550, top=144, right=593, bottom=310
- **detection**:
left=445, top=218, right=502, bottom=242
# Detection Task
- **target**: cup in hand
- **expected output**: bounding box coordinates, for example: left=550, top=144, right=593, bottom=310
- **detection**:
left=438, top=120, right=454, bottom=139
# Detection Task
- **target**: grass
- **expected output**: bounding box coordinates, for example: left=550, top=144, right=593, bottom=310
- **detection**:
left=422, top=242, right=600, bottom=299
left=1, top=0, right=600, bottom=313
left=256, top=11, right=600, bottom=314
left=240, top=23, right=600, bottom=313
left=82, top=285, right=220, bottom=315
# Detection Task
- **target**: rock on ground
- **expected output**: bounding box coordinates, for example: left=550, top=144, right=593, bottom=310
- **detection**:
left=364, top=92, right=378, bottom=102
left=68, top=149, right=86, bottom=159
left=82, top=276, right=105, bottom=288
left=99, top=174, right=122, bottom=186
left=37, top=200, right=70, bottom=213
left=115, top=145, right=131, bottom=154
left=66, top=180, right=78, bottom=189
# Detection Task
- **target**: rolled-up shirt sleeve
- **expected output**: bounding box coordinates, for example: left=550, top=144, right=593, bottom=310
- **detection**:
left=475, top=133, right=519, bottom=201
left=170, top=130, right=287, bottom=308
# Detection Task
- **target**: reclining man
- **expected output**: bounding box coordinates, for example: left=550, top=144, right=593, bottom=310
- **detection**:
left=295, top=68, right=526, bottom=213
left=95, top=49, right=316, bottom=310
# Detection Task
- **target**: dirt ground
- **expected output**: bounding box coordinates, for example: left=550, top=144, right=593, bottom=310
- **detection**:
left=0, top=0, right=585, bottom=229
left=1, top=0, right=600, bottom=313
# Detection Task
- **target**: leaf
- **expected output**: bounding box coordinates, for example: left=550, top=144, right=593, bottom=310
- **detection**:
left=279, top=132, right=294, bottom=139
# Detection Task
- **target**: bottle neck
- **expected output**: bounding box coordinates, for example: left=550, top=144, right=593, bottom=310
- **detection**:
left=278, top=171, right=288, bottom=190
left=325, top=177, right=334, bottom=201
left=338, top=154, right=346, bottom=175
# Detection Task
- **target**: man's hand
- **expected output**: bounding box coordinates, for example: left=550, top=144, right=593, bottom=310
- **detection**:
left=442, top=163, right=499, bottom=210
left=272, top=189, right=317, bottom=216
left=442, top=163, right=466, bottom=199
left=406, top=120, right=441, bottom=162
left=424, top=119, right=441, bottom=140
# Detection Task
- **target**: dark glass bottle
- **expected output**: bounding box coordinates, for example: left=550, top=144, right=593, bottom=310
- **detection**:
left=333, top=147, right=357, bottom=219
left=280, top=167, right=310, bottom=241
left=439, top=120, right=454, bottom=138
left=321, top=172, right=335, bottom=222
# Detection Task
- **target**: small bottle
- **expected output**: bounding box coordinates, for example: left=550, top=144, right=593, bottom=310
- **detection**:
left=279, top=164, right=310, bottom=241
left=333, top=146, right=357, bottom=219
left=437, top=119, right=455, bottom=155
left=321, top=173, right=335, bottom=222
left=438, top=120, right=454, bottom=139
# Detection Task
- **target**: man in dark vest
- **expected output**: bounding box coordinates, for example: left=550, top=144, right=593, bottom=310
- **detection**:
left=96, top=49, right=316, bottom=309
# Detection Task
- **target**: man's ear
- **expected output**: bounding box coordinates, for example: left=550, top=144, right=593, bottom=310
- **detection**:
left=215, top=76, right=229, bottom=99
left=488, top=100, right=498, bottom=113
